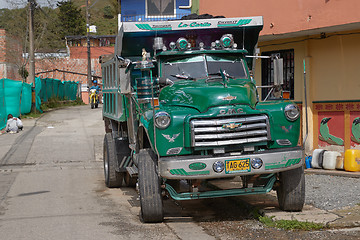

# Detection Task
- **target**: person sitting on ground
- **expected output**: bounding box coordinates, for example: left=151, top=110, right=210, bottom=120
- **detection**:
left=5, top=114, right=23, bottom=134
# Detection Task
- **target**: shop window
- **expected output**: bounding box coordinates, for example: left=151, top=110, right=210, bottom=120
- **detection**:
left=261, top=49, right=294, bottom=100
left=146, top=0, right=175, bottom=17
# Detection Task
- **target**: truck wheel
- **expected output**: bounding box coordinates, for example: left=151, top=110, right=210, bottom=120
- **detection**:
left=138, top=149, right=163, bottom=223
left=276, top=166, right=305, bottom=211
left=103, top=133, right=123, bottom=188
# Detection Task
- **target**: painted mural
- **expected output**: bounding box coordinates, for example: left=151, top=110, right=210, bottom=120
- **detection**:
left=350, top=112, right=360, bottom=146
left=314, top=102, right=360, bottom=150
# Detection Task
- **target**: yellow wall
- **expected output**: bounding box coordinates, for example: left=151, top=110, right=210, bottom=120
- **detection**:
left=309, top=32, right=360, bottom=101
left=255, top=31, right=360, bottom=102
left=253, top=30, right=360, bottom=153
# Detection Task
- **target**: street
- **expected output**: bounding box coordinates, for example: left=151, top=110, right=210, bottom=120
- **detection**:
left=0, top=105, right=359, bottom=240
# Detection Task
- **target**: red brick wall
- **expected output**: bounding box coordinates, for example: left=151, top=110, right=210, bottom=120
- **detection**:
left=34, top=46, right=114, bottom=103
left=0, top=29, right=23, bottom=81
left=0, top=29, right=6, bottom=63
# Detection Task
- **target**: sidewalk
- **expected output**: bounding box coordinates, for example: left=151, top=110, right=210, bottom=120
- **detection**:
left=0, top=118, right=37, bottom=162
left=259, top=169, right=360, bottom=228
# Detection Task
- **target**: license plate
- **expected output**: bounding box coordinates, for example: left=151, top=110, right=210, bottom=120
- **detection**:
left=225, top=158, right=251, bottom=173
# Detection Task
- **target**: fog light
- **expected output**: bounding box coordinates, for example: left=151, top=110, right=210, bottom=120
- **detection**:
left=213, top=161, right=225, bottom=173
left=251, top=158, right=263, bottom=169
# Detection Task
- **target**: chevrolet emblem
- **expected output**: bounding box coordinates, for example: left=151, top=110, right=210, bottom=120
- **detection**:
left=222, top=95, right=237, bottom=101
left=222, top=122, right=242, bottom=130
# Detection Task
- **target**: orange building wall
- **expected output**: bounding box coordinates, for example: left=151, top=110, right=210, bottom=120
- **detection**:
left=199, top=0, right=360, bottom=36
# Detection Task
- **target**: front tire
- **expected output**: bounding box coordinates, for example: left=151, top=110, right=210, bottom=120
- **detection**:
left=103, top=133, right=123, bottom=188
left=276, top=166, right=305, bottom=211
left=138, top=149, right=163, bottom=223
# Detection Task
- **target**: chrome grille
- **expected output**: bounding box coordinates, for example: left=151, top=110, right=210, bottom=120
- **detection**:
left=190, top=115, right=271, bottom=147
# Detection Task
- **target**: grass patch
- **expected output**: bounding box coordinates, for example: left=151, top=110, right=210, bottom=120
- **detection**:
left=258, top=215, right=324, bottom=231
left=41, top=97, right=85, bottom=111
left=249, top=207, right=324, bottom=231
left=22, top=111, right=42, bottom=119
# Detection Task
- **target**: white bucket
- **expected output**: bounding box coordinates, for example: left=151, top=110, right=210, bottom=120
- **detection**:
left=323, top=151, right=341, bottom=170
left=312, top=149, right=326, bottom=169
left=336, top=155, right=344, bottom=170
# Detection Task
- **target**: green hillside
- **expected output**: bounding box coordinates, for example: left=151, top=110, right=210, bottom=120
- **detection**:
left=0, top=0, right=120, bottom=52
left=73, top=0, right=120, bottom=35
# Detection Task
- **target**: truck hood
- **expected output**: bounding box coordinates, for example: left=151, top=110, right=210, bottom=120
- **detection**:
left=159, top=80, right=257, bottom=112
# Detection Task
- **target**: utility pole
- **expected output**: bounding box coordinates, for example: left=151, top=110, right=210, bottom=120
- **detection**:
left=28, top=0, right=35, bottom=86
left=28, top=0, right=36, bottom=111
left=86, top=0, right=92, bottom=87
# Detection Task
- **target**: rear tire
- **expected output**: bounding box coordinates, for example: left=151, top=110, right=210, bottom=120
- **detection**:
left=276, top=166, right=305, bottom=211
left=103, top=133, right=123, bottom=188
left=138, top=149, right=163, bottom=223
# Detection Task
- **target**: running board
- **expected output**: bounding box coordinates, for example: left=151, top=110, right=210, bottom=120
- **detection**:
left=165, top=174, right=276, bottom=201
left=126, top=166, right=138, bottom=177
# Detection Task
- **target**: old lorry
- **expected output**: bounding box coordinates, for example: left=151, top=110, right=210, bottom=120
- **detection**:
left=101, top=16, right=304, bottom=223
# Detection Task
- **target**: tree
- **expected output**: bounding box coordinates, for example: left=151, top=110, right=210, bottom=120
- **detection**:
left=57, top=0, right=86, bottom=37
left=103, top=5, right=114, bottom=19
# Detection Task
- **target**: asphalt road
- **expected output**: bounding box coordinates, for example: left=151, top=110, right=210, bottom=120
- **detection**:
left=0, top=105, right=359, bottom=240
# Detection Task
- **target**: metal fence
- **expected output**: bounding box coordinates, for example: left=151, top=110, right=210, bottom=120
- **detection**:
left=121, top=13, right=188, bottom=22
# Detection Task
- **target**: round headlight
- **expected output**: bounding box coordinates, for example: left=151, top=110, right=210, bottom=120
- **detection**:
left=284, top=104, right=300, bottom=121
left=213, top=161, right=225, bottom=173
left=154, top=111, right=171, bottom=129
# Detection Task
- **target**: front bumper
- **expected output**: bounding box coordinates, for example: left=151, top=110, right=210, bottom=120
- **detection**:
left=159, top=147, right=304, bottom=179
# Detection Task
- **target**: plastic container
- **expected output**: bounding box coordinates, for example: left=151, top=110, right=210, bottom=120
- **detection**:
left=336, top=155, right=344, bottom=170
left=344, top=149, right=360, bottom=172
left=323, top=151, right=341, bottom=170
left=311, top=149, right=326, bottom=169
left=305, top=156, right=312, bottom=169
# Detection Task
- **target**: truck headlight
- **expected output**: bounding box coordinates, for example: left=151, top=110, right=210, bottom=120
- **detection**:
left=154, top=112, right=171, bottom=129
left=284, top=104, right=300, bottom=121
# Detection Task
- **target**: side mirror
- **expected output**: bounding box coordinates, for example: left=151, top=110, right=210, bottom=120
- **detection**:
left=159, top=77, right=173, bottom=86
left=273, top=58, right=283, bottom=85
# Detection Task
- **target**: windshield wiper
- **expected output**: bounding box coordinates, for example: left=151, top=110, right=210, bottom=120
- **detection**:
left=208, top=71, right=234, bottom=79
left=171, top=74, right=195, bottom=80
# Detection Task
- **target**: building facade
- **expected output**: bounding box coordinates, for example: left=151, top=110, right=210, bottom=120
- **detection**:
left=0, top=29, right=22, bottom=81
left=120, top=0, right=192, bottom=22
left=198, top=0, right=360, bottom=153
left=34, top=35, right=116, bottom=104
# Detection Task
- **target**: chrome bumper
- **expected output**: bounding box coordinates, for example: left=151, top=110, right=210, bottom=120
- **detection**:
left=159, top=147, right=304, bottom=179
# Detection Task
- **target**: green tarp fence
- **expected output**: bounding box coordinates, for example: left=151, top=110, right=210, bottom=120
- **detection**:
left=0, top=78, right=32, bottom=130
left=39, top=78, right=79, bottom=102
left=0, top=77, right=79, bottom=130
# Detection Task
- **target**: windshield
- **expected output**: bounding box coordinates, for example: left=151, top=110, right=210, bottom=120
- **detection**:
left=162, top=54, right=247, bottom=81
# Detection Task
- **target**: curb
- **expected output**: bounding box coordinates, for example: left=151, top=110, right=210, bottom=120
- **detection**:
left=305, top=169, right=360, bottom=178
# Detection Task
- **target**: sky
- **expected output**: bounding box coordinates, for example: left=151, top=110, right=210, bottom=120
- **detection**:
left=0, top=0, right=57, bottom=9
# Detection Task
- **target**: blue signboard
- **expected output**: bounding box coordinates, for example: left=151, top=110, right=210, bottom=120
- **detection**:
left=121, top=0, right=191, bottom=22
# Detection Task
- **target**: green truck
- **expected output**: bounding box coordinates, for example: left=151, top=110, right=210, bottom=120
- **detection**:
left=101, top=16, right=305, bottom=223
